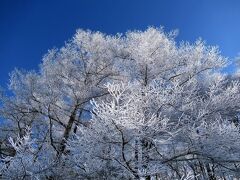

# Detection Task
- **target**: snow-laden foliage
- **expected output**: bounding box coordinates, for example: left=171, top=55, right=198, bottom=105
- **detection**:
left=0, top=27, right=240, bottom=179
left=68, top=82, right=179, bottom=179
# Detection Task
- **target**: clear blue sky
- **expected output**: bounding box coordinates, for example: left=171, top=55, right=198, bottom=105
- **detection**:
left=1, top=0, right=240, bottom=88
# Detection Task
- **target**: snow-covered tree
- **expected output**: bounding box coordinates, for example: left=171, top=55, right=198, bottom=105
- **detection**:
left=1, top=27, right=240, bottom=179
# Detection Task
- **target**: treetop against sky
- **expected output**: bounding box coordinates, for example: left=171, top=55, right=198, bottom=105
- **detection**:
left=1, top=27, right=240, bottom=179
left=1, top=0, right=240, bottom=88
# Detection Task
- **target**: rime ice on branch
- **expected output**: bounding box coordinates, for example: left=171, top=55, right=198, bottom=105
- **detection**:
left=1, top=27, right=240, bottom=179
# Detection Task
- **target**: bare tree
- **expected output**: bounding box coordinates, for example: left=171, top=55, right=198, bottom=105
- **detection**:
left=1, top=27, right=240, bottom=180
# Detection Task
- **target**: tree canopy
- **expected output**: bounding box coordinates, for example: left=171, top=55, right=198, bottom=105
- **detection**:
left=1, top=27, right=240, bottom=180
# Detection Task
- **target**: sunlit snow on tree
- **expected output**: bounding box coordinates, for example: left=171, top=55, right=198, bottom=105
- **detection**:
left=1, top=27, right=240, bottom=180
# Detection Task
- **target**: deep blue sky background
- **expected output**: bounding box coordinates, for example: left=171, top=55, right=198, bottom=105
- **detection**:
left=1, top=0, right=240, bottom=88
